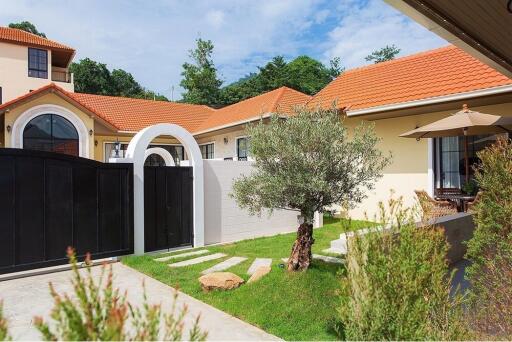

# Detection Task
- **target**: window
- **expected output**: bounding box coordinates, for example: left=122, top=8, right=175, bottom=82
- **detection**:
left=0, top=86, right=2, bottom=104
left=199, top=143, right=214, bottom=159
left=236, top=137, right=250, bottom=161
left=28, top=48, right=48, bottom=79
left=23, top=114, right=79, bottom=156
left=434, top=134, right=501, bottom=189
left=104, top=142, right=185, bottom=165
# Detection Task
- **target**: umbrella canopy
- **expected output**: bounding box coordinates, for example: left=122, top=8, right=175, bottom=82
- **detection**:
left=400, top=104, right=512, bottom=139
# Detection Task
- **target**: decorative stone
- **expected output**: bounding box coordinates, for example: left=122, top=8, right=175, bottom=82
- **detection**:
left=247, top=258, right=272, bottom=275
left=201, top=257, right=248, bottom=275
left=154, top=249, right=209, bottom=262
left=312, top=254, right=344, bottom=264
left=169, top=253, right=226, bottom=267
left=198, top=272, right=245, bottom=291
left=247, top=266, right=271, bottom=283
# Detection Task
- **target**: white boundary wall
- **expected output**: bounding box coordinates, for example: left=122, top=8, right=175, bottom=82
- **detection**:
left=203, top=160, right=298, bottom=244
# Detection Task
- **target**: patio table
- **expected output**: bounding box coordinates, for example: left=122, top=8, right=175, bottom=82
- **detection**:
left=435, top=194, right=475, bottom=212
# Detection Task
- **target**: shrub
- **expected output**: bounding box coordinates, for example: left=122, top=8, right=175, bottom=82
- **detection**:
left=34, top=248, right=207, bottom=341
left=338, top=198, right=467, bottom=340
left=465, top=137, right=512, bottom=338
left=0, top=302, right=9, bottom=341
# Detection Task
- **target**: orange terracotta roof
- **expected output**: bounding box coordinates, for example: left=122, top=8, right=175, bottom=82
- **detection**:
left=195, top=86, right=311, bottom=133
left=308, top=45, right=512, bottom=111
left=67, top=92, right=215, bottom=132
left=0, top=27, right=74, bottom=52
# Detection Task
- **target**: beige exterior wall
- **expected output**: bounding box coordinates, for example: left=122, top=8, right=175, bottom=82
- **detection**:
left=0, top=42, right=74, bottom=103
left=3, top=93, right=94, bottom=159
left=196, top=129, right=247, bottom=160
left=347, top=101, right=512, bottom=219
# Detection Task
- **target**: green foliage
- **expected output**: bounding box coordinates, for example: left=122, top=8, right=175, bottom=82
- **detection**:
left=339, top=198, right=467, bottom=340
left=0, top=302, right=9, bottom=341
left=231, top=106, right=390, bottom=222
left=34, top=248, right=206, bottom=341
left=461, top=179, right=478, bottom=195
left=8, top=21, right=46, bottom=37
left=180, top=38, right=223, bottom=105
left=70, top=58, right=168, bottom=101
left=365, top=44, right=401, bottom=63
left=465, top=137, right=512, bottom=338
left=219, top=55, right=343, bottom=105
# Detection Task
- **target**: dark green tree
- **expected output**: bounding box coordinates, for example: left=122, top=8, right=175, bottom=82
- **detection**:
left=180, top=38, right=223, bottom=105
left=70, top=58, right=112, bottom=95
left=284, top=56, right=333, bottom=95
left=111, top=69, right=144, bottom=98
left=8, top=21, right=46, bottom=37
left=328, top=57, right=344, bottom=79
left=365, top=44, right=401, bottom=63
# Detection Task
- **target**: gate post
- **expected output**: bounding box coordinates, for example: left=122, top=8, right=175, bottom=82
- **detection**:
left=123, top=123, right=205, bottom=255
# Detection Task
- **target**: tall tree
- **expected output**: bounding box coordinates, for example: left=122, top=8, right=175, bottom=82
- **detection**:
left=365, top=44, right=401, bottom=63
left=284, top=56, right=333, bottom=95
left=180, top=38, right=222, bottom=105
left=8, top=21, right=46, bottom=37
left=328, top=57, right=344, bottom=79
left=232, top=107, right=390, bottom=271
left=111, top=69, right=144, bottom=98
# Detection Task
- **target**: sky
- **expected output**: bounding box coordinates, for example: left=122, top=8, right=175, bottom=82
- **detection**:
left=1, top=0, right=447, bottom=100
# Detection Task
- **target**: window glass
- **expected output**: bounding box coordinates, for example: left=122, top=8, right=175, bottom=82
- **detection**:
left=28, top=48, right=48, bottom=79
left=23, top=114, right=79, bottom=156
left=237, top=137, right=250, bottom=160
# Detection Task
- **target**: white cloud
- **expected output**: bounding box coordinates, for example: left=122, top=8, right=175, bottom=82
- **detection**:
left=206, top=10, right=225, bottom=29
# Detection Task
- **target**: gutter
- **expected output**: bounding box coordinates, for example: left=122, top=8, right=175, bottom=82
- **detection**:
left=346, top=84, right=512, bottom=117
left=192, top=113, right=287, bottom=136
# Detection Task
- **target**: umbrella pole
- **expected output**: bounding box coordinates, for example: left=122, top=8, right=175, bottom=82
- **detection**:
left=464, top=135, right=469, bottom=183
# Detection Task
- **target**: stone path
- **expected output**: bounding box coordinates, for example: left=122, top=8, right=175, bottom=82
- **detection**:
left=281, top=254, right=344, bottom=264
left=169, top=253, right=226, bottom=268
left=247, top=258, right=272, bottom=275
left=154, top=249, right=209, bottom=262
left=201, top=257, right=248, bottom=275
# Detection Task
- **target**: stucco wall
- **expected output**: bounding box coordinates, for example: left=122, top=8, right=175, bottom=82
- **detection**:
left=203, top=160, right=298, bottom=244
left=346, top=101, right=512, bottom=219
left=0, top=42, right=73, bottom=103
left=196, top=129, right=247, bottom=160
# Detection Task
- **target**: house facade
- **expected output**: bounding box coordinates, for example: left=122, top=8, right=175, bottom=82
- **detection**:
left=1, top=27, right=511, bottom=220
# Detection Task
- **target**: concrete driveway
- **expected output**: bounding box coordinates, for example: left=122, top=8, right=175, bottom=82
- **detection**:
left=0, top=262, right=279, bottom=341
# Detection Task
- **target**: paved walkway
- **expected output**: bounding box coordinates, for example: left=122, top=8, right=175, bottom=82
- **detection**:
left=0, top=263, right=280, bottom=341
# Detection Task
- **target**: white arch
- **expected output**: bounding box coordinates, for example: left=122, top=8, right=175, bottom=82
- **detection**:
left=144, top=147, right=175, bottom=166
left=11, top=104, right=90, bottom=158
left=125, top=123, right=204, bottom=255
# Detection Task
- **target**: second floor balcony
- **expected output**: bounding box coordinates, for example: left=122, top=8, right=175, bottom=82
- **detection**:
left=51, top=68, right=73, bottom=83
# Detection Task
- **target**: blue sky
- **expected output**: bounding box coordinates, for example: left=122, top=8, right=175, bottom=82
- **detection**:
left=1, top=0, right=447, bottom=100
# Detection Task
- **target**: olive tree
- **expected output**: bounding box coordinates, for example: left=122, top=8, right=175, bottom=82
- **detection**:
left=231, top=106, right=391, bottom=271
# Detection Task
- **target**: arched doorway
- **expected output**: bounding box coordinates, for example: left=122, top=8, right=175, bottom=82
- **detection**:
left=125, top=123, right=204, bottom=255
left=23, top=114, right=79, bottom=156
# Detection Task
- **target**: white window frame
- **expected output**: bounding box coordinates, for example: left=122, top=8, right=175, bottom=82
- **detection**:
left=198, top=141, right=215, bottom=159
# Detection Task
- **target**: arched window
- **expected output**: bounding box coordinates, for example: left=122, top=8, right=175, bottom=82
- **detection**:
left=23, top=114, right=79, bottom=156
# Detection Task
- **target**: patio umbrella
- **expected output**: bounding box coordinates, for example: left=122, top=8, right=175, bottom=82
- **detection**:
left=400, top=104, right=512, bottom=182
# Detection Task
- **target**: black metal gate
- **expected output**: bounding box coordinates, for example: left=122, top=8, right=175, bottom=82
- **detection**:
left=144, top=166, right=193, bottom=252
left=0, top=148, right=133, bottom=274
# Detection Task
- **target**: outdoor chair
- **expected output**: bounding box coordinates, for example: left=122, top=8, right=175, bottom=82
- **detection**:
left=415, top=190, right=458, bottom=219
left=466, top=191, right=483, bottom=213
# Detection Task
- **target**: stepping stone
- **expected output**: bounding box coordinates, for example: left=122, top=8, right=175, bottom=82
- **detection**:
left=154, top=249, right=209, bottom=262
left=201, top=257, right=248, bottom=275
left=169, top=253, right=226, bottom=268
left=312, top=254, right=344, bottom=264
left=247, top=258, right=272, bottom=275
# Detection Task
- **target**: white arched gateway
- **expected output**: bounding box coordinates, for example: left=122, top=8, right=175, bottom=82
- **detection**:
left=121, top=123, right=204, bottom=255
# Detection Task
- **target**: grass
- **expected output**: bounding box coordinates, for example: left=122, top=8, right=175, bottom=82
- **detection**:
left=122, top=216, right=370, bottom=341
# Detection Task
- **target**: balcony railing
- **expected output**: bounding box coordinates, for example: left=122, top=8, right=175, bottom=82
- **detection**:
left=51, top=69, right=73, bottom=83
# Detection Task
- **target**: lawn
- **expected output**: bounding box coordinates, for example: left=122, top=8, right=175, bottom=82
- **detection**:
left=122, top=217, right=369, bottom=341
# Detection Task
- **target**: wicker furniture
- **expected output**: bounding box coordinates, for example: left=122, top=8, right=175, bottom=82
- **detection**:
left=415, top=190, right=458, bottom=219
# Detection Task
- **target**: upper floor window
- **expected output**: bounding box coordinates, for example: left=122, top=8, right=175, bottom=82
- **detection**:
left=200, top=143, right=214, bottom=159
left=28, top=48, right=48, bottom=79
left=23, top=114, right=79, bottom=156
left=236, top=137, right=250, bottom=161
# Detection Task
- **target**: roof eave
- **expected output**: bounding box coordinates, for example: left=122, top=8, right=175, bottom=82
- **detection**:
left=193, top=112, right=288, bottom=136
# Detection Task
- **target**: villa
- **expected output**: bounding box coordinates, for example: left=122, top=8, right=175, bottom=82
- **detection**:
left=1, top=26, right=511, bottom=221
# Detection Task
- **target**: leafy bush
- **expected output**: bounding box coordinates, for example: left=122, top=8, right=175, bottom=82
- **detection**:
left=0, top=302, right=9, bottom=341
left=465, top=137, right=512, bottom=338
left=338, top=198, right=467, bottom=340
left=34, top=248, right=207, bottom=341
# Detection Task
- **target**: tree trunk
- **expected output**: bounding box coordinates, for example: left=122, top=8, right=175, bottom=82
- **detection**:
left=287, top=221, right=314, bottom=271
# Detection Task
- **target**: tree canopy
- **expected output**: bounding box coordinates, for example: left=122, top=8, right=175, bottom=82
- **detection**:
left=365, top=44, right=401, bottom=63
left=70, top=58, right=168, bottom=101
left=180, top=38, right=223, bottom=105
left=9, top=21, right=46, bottom=37
left=231, top=106, right=390, bottom=270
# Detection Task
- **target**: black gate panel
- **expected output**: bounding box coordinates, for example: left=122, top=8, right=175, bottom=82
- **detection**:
left=144, top=166, right=193, bottom=252
left=0, top=148, right=134, bottom=274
